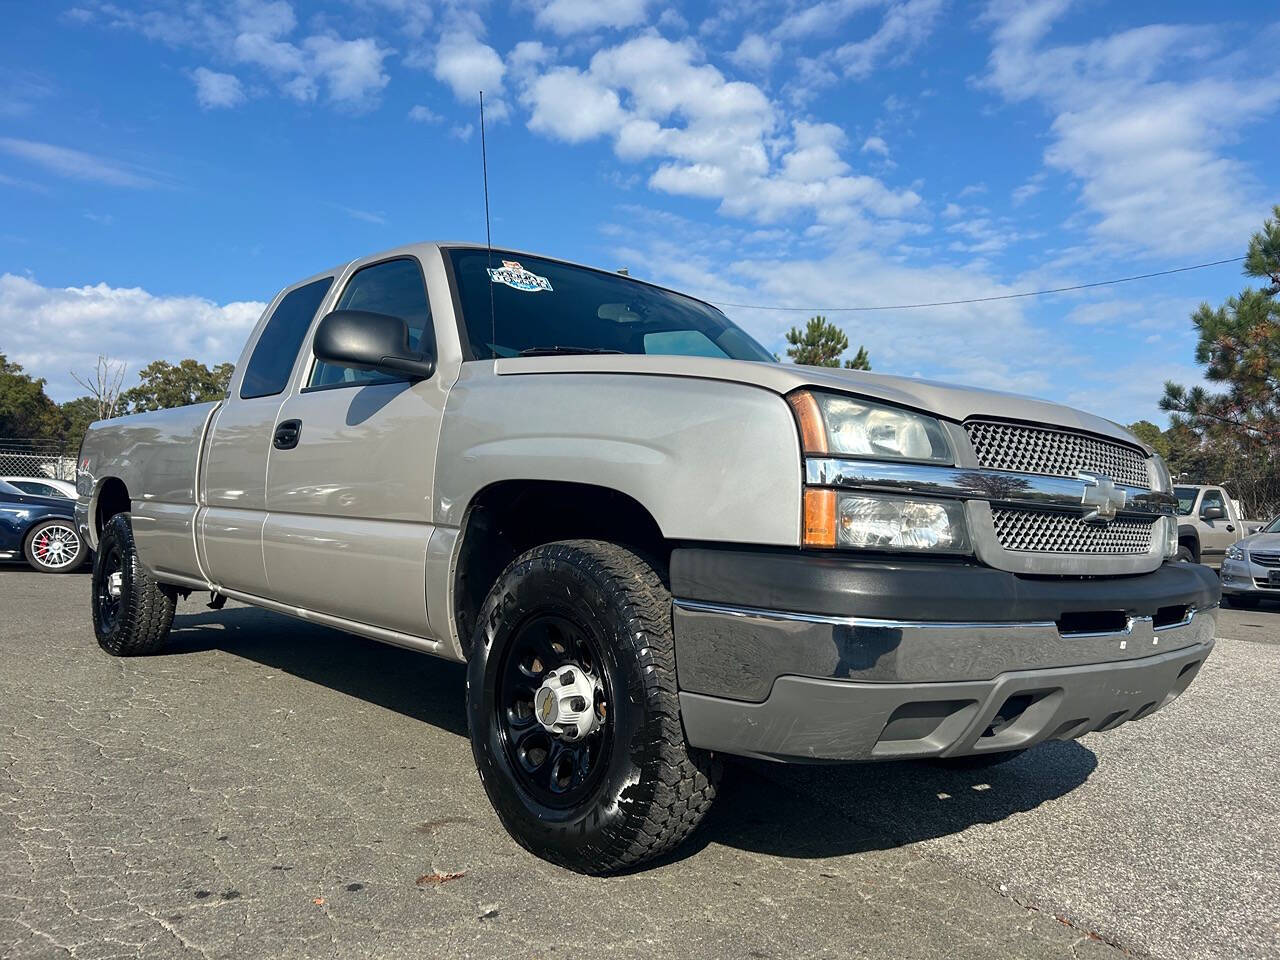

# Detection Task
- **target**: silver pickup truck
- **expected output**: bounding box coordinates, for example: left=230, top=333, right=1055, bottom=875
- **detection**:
left=76, top=243, right=1219, bottom=873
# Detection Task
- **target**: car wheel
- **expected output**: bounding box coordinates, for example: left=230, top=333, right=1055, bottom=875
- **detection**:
left=467, top=539, right=720, bottom=874
left=23, top=519, right=88, bottom=573
left=92, top=514, right=176, bottom=656
left=1176, top=546, right=1195, bottom=563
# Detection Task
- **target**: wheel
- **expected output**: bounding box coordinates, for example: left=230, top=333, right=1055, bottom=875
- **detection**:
left=467, top=540, right=719, bottom=874
left=1176, top=546, right=1195, bottom=563
left=92, top=514, right=176, bottom=656
left=23, top=518, right=88, bottom=573
left=1224, top=594, right=1259, bottom=609
left=932, top=750, right=1023, bottom=770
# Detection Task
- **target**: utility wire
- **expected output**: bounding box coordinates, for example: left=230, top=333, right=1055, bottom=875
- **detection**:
left=710, top=256, right=1246, bottom=313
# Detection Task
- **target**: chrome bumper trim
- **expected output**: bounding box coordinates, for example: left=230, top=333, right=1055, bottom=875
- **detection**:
left=804, top=457, right=1175, bottom=517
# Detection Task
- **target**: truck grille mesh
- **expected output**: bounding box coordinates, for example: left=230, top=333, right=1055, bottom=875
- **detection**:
left=966, top=420, right=1148, bottom=489
left=991, top=508, right=1155, bottom=555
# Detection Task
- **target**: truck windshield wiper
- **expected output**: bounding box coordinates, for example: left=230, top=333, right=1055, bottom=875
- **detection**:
left=517, top=346, right=625, bottom=357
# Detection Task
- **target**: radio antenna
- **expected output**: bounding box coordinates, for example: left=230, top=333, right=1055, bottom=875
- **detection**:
left=480, top=90, right=496, bottom=359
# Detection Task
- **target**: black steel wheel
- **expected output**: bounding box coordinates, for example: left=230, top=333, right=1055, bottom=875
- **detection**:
left=467, top=540, right=719, bottom=874
left=92, top=514, right=176, bottom=656
left=496, top=613, right=612, bottom=810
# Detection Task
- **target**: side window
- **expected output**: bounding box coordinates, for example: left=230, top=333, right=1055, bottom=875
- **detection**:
left=240, top=277, right=334, bottom=399
left=1200, top=489, right=1225, bottom=517
left=309, top=258, right=434, bottom=388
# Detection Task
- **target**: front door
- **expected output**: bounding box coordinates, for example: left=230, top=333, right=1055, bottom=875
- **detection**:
left=1197, top=488, right=1236, bottom=561
left=262, top=255, right=446, bottom=638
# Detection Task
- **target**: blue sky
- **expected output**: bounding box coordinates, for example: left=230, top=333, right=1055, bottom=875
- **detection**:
left=2, top=0, right=1279, bottom=425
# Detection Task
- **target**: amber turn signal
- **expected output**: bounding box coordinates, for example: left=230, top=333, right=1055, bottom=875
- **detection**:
left=802, top=488, right=837, bottom=548
left=787, top=390, right=827, bottom=454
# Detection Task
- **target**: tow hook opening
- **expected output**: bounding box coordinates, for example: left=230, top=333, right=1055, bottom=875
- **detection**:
left=1056, top=610, right=1128, bottom=636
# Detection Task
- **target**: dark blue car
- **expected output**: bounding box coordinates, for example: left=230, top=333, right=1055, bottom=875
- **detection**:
left=0, top=478, right=88, bottom=573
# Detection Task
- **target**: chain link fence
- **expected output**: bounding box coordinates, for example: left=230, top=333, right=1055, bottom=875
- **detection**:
left=1218, top=474, right=1280, bottom=524
left=0, top=439, right=78, bottom=482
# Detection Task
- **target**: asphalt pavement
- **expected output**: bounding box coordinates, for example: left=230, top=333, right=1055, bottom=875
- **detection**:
left=1, top=568, right=1276, bottom=960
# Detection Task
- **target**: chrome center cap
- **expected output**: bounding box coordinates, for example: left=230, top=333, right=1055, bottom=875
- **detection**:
left=107, top=571, right=124, bottom=598
left=533, top=665, right=601, bottom=741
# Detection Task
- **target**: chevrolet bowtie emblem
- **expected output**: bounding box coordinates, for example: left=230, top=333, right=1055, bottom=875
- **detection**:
left=1078, top=473, right=1126, bottom=524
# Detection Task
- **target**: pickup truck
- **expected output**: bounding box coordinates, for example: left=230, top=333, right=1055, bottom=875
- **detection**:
left=1173, top=483, right=1259, bottom=566
left=76, top=242, right=1219, bottom=874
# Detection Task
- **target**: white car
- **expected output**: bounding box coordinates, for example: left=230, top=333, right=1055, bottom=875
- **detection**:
left=1221, top=515, right=1280, bottom=607
left=1, top=476, right=77, bottom=499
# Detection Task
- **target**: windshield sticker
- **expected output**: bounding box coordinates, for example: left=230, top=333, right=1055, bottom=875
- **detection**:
left=487, top=260, right=553, bottom=293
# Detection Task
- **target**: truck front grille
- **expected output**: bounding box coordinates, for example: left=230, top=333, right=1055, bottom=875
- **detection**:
left=966, top=420, right=1148, bottom=489
left=1250, top=551, right=1280, bottom=568
left=991, top=507, right=1155, bottom=555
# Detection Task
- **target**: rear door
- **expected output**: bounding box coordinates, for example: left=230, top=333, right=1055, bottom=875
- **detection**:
left=199, top=275, right=334, bottom=593
left=261, top=254, right=447, bottom=638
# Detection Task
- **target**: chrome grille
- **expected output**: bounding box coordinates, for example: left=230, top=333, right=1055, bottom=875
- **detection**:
left=991, top=507, right=1155, bottom=555
left=966, top=420, right=1148, bottom=488
left=1251, top=551, right=1280, bottom=568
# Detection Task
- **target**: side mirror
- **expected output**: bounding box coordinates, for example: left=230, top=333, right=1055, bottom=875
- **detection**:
left=313, top=310, right=435, bottom=380
left=1201, top=505, right=1225, bottom=521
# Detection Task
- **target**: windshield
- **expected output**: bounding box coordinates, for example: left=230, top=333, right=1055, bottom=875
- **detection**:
left=447, top=248, right=775, bottom=363
left=1174, top=486, right=1197, bottom=516
left=0, top=479, right=22, bottom=496
left=1264, top=515, right=1280, bottom=534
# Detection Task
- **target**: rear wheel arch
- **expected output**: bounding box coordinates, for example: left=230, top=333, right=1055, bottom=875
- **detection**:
left=451, top=480, right=669, bottom=657
left=93, top=477, right=131, bottom=543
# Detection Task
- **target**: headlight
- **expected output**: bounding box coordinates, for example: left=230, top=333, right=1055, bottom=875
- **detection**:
left=1148, top=453, right=1172, bottom=493
left=804, top=490, right=970, bottom=553
left=1225, top=542, right=1246, bottom=562
left=789, top=390, right=953, bottom=463
left=1162, top=515, right=1178, bottom=559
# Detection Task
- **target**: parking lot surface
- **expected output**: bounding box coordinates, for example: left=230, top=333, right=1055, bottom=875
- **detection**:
left=1, top=569, right=1276, bottom=960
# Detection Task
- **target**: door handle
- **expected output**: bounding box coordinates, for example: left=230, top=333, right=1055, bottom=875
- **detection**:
left=273, top=419, right=302, bottom=450
left=1226, top=524, right=1235, bottom=532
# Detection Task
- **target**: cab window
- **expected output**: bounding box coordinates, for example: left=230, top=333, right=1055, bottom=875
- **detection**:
left=240, top=277, right=334, bottom=399
left=309, top=258, right=434, bottom=388
left=1199, top=489, right=1225, bottom=518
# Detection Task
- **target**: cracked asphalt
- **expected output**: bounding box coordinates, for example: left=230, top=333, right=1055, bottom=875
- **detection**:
left=2, top=569, right=1276, bottom=960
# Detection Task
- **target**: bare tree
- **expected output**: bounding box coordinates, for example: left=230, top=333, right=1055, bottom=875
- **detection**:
left=70, top=355, right=128, bottom=421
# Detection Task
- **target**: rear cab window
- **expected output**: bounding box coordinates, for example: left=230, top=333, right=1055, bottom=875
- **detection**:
left=240, top=277, right=334, bottom=399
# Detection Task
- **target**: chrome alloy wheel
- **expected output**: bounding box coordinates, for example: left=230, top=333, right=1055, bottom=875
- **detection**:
left=31, top=523, right=81, bottom=570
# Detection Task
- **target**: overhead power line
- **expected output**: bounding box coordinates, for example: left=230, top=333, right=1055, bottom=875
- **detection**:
left=710, top=256, right=1246, bottom=313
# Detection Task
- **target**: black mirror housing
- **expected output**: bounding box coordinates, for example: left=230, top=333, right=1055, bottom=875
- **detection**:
left=1201, top=505, right=1225, bottom=521
left=313, top=310, right=436, bottom=381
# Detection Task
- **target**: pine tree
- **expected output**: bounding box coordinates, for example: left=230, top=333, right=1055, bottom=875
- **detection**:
left=784, top=316, right=871, bottom=370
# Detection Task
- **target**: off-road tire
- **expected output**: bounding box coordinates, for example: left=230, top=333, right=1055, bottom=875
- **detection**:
left=467, top=539, right=720, bottom=874
left=23, top=518, right=88, bottom=573
left=92, top=514, right=176, bottom=656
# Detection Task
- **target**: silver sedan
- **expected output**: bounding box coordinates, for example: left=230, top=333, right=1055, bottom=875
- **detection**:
left=1221, top=515, right=1280, bottom=607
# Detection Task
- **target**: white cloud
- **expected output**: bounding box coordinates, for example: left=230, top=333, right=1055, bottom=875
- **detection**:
left=531, top=0, right=650, bottom=36
left=519, top=35, right=919, bottom=225
left=728, top=33, right=779, bottom=72
left=834, top=0, right=944, bottom=78
left=192, top=67, right=245, bottom=109
left=980, top=0, right=1280, bottom=257
left=860, top=135, right=889, bottom=156
left=407, top=104, right=441, bottom=123
left=434, top=31, right=508, bottom=116
left=0, top=273, right=265, bottom=401
left=1010, top=171, right=1045, bottom=206
left=303, top=35, right=390, bottom=107
left=771, top=0, right=886, bottom=42
left=0, top=138, right=163, bottom=189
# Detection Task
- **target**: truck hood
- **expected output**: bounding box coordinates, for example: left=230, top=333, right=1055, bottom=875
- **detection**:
left=494, top=354, right=1143, bottom=448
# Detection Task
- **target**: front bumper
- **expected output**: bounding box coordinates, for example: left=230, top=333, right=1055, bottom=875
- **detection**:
left=671, top=548, right=1219, bottom=762
left=1221, top=556, right=1280, bottom=597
